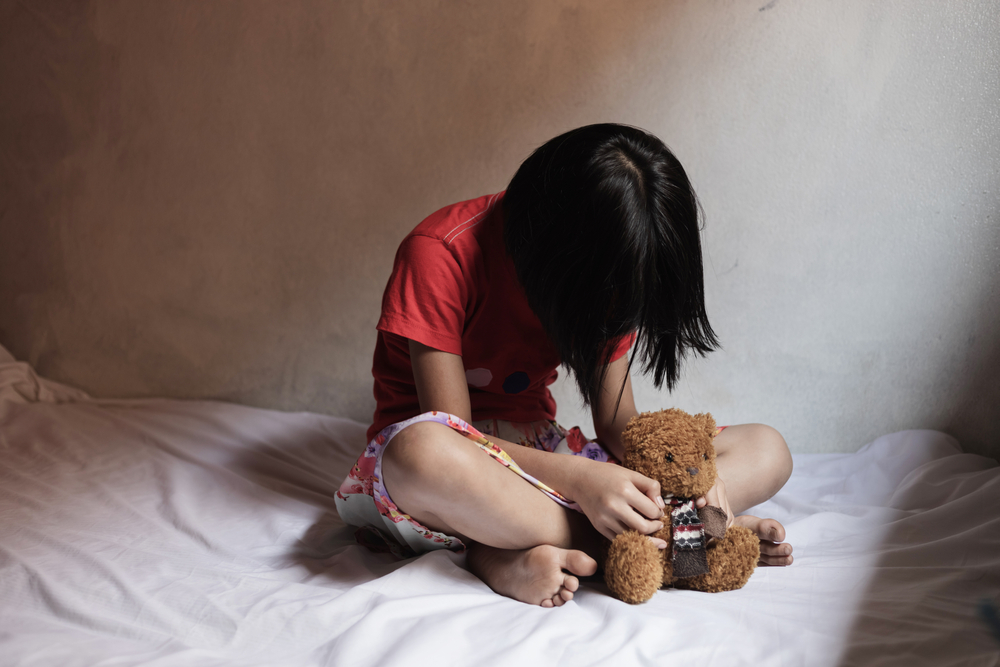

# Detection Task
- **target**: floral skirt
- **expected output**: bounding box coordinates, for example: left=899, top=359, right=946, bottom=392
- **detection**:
left=334, top=411, right=616, bottom=559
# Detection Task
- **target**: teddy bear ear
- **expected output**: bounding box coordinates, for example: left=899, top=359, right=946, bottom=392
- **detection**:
left=699, top=413, right=717, bottom=440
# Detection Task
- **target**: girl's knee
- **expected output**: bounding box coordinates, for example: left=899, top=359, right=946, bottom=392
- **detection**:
left=753, top=424, right=793, bottom=485
left=383, top=421, right=473, bottom=486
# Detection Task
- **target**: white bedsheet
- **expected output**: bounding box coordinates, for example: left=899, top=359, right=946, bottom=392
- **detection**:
left=1, top=349, right=998, bottom=666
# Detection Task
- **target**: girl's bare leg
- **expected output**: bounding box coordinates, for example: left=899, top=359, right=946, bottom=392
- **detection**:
left=380, top=421, right=599, bottom=607
left=382, top=420, right=793, bottom=607
left=712, top=424, right=795, bottom=566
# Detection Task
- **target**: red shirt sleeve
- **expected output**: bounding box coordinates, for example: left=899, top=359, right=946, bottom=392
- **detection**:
left=376, top=234, right=470, bottom=356
left=607, top=331, right=637, bottom=363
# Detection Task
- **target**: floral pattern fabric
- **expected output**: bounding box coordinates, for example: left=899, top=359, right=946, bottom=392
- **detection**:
left=335, top=411, right=728, bottom=559
left=334, top=411, right=612, bottom=558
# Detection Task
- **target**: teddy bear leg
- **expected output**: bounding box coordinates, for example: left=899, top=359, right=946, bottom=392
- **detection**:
left=605, top=530, right=666, bottom=604
left=674, top=525, right=759, bottom=593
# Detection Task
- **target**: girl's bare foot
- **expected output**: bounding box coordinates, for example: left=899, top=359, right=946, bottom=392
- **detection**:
left=467, top=543, right=598, bottom=607
left=734, top=515, right=794, bottom=566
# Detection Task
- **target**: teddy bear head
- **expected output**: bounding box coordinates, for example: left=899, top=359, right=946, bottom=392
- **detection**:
left=621, top=408, right=718, bottom=499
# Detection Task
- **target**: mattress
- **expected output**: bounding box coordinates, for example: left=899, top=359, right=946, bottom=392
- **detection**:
left=1, top=346, right=998, bottom=666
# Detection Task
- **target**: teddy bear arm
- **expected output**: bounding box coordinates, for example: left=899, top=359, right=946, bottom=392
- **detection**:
left=604, top=530, right=665, bottom=604
left=675, top=524, right=760, bottom=593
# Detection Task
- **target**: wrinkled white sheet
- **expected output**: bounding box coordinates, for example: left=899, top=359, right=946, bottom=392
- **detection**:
left=1, top=348, right=998, bottom=666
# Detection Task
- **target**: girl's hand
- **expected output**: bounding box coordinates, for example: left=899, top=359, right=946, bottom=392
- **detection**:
left=695, top=476, right=734, bottom=530
left=570, top=457, right=667, bottom=544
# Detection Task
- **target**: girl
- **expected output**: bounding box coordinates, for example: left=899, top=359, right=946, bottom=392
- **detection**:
left=336, top=124, right=793, bottom=607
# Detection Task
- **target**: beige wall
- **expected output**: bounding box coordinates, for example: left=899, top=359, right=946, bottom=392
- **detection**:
left=2, top=1, right=998, bottom=457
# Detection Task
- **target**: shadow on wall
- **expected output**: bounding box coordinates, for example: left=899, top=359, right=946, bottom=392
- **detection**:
left=0, top=0, right=683, bottom=424
left=944, top=240, right=1000, bottom=459
left=948, top=348, right=1000, bottom=460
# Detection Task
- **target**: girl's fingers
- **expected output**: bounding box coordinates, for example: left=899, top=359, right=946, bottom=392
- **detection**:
left=628, top=472, right=663, bottom=509
left=586, top=470, right=670, bottom=540
left=713, top=479, right=734, bottom=527
left=697, top=483, right=720, bottom=509
left=597, top=519, right=624, bottom=542
left=599, top=519, right=666, bottom=546
left=619, top=506, right=664, bottom=535
left=646, top=535, right=668, bottom=550
left=600, top=506, right=662, bottom=539
left=626, top=488, right=663, bottom=522
left=697, top=480, right=733, bottom=526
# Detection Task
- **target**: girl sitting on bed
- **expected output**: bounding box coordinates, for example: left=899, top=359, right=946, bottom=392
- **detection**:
left=335, top=123, right=794, bottom=607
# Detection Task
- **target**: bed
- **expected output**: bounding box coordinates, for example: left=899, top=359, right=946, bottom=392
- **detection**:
left=1, top=343, right=998, bottom=666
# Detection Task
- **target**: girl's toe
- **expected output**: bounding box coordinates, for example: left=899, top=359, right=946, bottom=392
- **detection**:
left=760, top=553, right=793, bottom=567
left=761, top=519, right=785, bottom=542
left=760, top=541, right=792, bottom=559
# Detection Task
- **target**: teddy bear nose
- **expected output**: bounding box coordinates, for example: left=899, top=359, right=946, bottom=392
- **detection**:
left=687, top=467, right=699, bottom=476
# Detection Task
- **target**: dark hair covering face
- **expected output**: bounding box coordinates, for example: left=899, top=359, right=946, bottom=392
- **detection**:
left=503, top=123, right=719, bottom=409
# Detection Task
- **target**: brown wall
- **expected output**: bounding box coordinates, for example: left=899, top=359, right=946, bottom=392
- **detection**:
left=2, top=1, right=999, bottom=456
left=2, top=0, right=675, bottom=420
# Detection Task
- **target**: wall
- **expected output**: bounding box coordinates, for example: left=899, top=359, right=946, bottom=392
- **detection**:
left=1, top=1, right=998, bottom=456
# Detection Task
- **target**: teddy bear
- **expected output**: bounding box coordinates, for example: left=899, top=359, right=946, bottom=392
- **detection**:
left=604, top=408, right=760, bottom=604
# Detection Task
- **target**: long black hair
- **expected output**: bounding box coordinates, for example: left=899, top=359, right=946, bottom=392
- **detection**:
left=503, top=123, right=719, bottom=408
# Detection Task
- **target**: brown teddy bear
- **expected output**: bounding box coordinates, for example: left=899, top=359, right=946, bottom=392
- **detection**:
left=604, top=408, right=759, bottom=604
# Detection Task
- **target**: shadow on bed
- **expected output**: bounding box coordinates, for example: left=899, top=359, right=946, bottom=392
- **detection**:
left=223, top=415, right=425, bottom=585
left=834, top=434, right=1000, bottom=666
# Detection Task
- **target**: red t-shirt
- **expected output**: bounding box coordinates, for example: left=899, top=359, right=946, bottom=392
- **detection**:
left=369, top=193, right=634, bottom=440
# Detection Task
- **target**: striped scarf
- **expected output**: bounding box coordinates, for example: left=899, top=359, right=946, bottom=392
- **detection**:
left=666, top=495, right=709, bottom=578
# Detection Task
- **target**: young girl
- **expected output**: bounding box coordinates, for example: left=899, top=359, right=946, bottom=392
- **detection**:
left=336, top=124, right=793, bottom=607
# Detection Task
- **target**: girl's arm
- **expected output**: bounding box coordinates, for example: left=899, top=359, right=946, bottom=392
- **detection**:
left=409, top=339, right=665, bottom=541
left=591, top=354, right=640, bottom=461
left=409, top=339, right=472, bottom=422
left=591, top=352, right=734, bottom=526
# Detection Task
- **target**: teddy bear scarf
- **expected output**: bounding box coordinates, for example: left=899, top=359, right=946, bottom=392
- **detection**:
left=666, top=495, right=709, bottom=578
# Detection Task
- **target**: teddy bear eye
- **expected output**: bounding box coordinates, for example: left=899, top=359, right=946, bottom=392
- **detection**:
left=702, top=453, right=708, bottom=461
left=665, top=453, right=674, bottom=462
